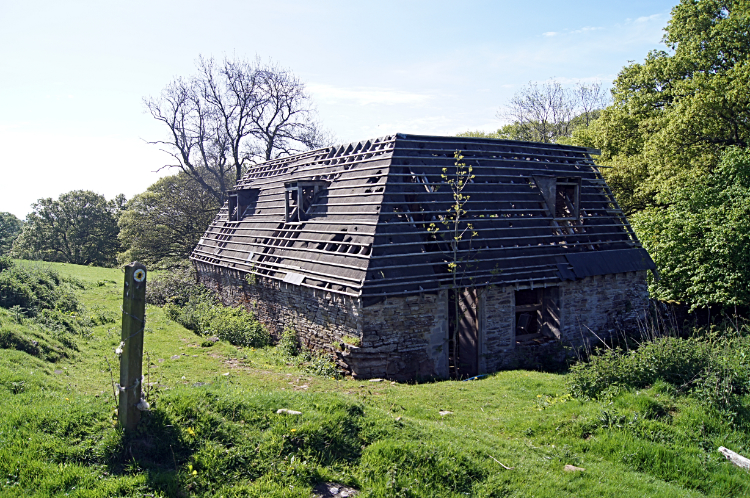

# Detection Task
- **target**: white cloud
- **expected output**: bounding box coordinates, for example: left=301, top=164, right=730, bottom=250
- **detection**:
left=635, top=14, right=663, bottom=23
left=571, top=26, right=604, bottom=34
left=307, top=83, right=433, bottom=106
left=543, top=31, right=558, bottom=37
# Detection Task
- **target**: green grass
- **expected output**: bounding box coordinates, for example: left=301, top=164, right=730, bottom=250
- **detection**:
left=0, top=260, right=749, bottom=497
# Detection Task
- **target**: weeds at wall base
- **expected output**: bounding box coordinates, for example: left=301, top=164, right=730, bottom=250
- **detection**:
left=276, top=328, right=342, bottom=379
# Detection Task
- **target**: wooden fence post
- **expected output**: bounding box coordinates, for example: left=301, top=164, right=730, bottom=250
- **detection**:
left=119, top=262, right=147, bottom=433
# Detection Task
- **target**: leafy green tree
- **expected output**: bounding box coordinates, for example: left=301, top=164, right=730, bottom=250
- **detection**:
left=573, top=0, right=750, bottom=214
left=631, top=147, right=750, bottom=309
left=118, top=171, right=220, bottom=268
left=12, top=191, right=122, bottom=266
left=457, top=123, right=524, bottom=140
left=0, top=212, right=23, bottom=255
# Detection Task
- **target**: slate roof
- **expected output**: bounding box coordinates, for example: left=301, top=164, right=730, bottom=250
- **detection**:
left=191, top=133, right=655, bottom=299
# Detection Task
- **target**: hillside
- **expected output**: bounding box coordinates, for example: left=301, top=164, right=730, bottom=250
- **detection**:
left=0, top=261, right=748, bottom=497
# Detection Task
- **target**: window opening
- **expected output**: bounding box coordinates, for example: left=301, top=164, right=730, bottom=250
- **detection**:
left=555, top=177, right=580, bottom=219
left=227, top=189, right=258, bottom=222
left=284, top=181, right=327, bottom=222
left=515, top=287, right=560, bottom=345
left=532, top=176, right=581, bottom=221
left=515, top=289, right=542, bottom=343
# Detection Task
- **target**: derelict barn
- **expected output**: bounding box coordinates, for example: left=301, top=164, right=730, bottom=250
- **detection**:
left=191, top=134, right=656, bottom=380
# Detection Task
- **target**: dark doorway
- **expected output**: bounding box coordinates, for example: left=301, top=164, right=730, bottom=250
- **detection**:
left=449, top=288, right=479, bottom=378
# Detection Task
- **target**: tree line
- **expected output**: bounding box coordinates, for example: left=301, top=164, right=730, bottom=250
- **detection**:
left=581, top=0, right=749, bottom=311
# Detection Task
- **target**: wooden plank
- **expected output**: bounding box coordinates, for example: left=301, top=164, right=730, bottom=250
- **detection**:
left=718, top=447, right=750, bottom=471
left=515, top=304, right=542, bottom=312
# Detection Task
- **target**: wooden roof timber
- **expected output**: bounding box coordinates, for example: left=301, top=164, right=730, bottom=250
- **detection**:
left=192, top=133, right=653, bottom=298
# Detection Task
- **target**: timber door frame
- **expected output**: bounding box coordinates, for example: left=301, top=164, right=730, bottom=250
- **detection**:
left=448, top=288, right=480, bottom=378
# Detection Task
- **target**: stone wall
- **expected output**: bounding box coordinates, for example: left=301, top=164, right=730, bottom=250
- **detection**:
left=196, top=262, right=648, bottom=379
left=478, top=271, right=649, bottom=371
left=195, top=263, right=362, bottom=354
left=345, top=291, right=449, bottom=380
left=478, top=286, right=515, bottom=373
left=558, top=270, right=649, bottom=346
left=195, top=263, right=449, bottom=380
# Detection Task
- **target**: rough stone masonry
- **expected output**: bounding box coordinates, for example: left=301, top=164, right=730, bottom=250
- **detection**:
left=196, top=262, right=648, bottom=380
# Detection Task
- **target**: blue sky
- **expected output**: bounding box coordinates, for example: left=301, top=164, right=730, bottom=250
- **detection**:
left=0, top=0, right=678, bottom=218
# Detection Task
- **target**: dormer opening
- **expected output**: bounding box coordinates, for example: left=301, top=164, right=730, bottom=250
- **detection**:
left=531, top=175, right=581, bottom=221
left=555, top=177, right=581, bottom=220
left=284, top=181, right=327, bottom=223
left=227, top=189, right=259, bottom=222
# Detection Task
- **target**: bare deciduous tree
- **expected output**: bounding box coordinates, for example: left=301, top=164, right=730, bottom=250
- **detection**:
left=145, top=56, right=332, bottom=203
left=572, top=81, right=610, bottom=128
left=497, top=80, right=610, bottom=143
left=251, top=65, right=332, bottom=161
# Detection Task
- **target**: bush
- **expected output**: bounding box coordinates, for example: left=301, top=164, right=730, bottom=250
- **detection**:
left=164, top=291, right=269, bottom=349
left=568, top=330, right=750, bottom=417
left=152, top=265, right=270, bottom=348
left=34, top=308, right=94, bottom=337
left=146, top=264, right=203, bottom=306
left=0, top=255, right=12, bottom=272
left=203, top=306, right=268, bottom=348
left=0, top=261, right=93, bottom=357
left=277, top=328, right=302, bottom=357
left=0, top=260, right=82, bottom=317
left=303, top=352, right=342, bottom=379
left=275, top=328, right=341, bottom=379
left=0, top=308, right=79, bottom=361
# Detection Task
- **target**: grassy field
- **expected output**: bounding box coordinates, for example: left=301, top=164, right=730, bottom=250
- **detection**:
left=1, top=261, right=749, bottom=497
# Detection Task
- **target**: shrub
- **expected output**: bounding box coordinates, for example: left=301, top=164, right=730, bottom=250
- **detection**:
left=0, top=262, right=92, bottom=357
left=203, top=306, right=269, bottom=348
left=163, top=291, right=217, bottom=332
left=0, top=261, right=82, bottom=317
left=275, top=328, right=341, bottom=379
left=0, top=308, right=78, bottom=361
left=164, top=291, right=269, bottom=349
left=304, top=352, right=341, bottom=379
left=568, top=330, right=750, bottom=417
left=278, top=328, right=302, bottom=357
left=147, top=264, right=202, bottom=306
left=152, top=265, right=270, bottom=348
left=0, top=255, right=13, bottom=272
left=34, top=308, right=94, bottom=337
left=0, top=324, right=76, bottom=361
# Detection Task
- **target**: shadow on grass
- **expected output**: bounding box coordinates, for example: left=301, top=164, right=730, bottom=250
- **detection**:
left=107, top=409, right=190, bottom=497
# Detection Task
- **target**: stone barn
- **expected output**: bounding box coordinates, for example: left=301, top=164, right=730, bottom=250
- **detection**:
left=191, top=134, right=656, bottom=380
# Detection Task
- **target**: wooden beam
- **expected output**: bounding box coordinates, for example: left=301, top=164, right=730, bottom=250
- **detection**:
left=719, top=447, right=750, bottom=471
